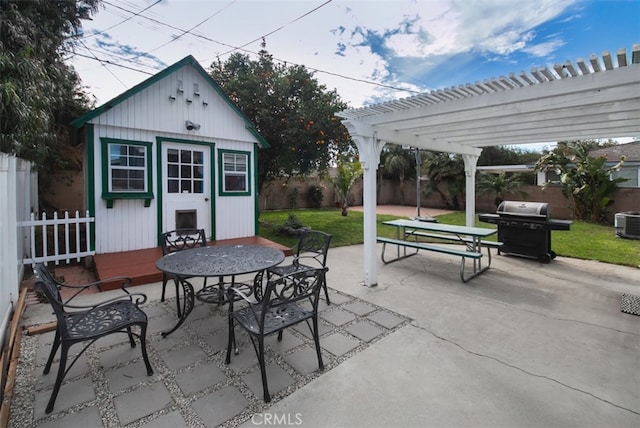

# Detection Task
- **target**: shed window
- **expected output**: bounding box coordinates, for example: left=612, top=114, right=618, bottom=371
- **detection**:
left=101, top=138, right=153, bottom=208
left=110, top=144, right=146, bottom=191
left=218, top=150, right=250, bottom=196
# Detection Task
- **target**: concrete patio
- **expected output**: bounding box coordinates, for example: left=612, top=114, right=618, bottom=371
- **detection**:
left=11, top=242, right=640, bottom=427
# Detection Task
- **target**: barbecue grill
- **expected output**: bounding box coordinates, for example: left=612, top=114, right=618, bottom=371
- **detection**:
left=478, top=201, right=572, bottom=263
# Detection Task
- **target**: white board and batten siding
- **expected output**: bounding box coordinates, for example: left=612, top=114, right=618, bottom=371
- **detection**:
left=77, top=56, right=264, bottom=254
left=91, top=65, right=252, bottom=140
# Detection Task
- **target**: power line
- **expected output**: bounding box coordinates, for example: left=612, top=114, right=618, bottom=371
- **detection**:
left=72, top=0, right=422, bottom=97
left=218, top=0, right=334, bottom=57
left=81, top=0, right=163, bottom=40
left=142, top=1, right=238, bottom=58
left=77, top=39, right=129, bottom=88
left=69, top=50, right=155, bottom=75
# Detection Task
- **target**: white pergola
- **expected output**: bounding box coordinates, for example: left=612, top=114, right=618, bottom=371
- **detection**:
left=336, top=44, right=640, bottom=287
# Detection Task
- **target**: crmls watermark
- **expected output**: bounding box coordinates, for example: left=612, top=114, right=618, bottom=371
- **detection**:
left=251, top=412, right=303, bottom=425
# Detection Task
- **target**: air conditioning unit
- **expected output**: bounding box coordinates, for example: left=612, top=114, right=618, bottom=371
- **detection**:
left=614, top=212, right=640, bottom=240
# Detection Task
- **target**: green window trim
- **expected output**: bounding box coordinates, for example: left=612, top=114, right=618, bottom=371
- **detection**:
left=101, top=138, right=154, bottom=208
left=218, top=149, right=251, bottom=196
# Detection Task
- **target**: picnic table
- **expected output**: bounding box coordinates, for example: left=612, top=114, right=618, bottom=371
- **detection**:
left=378, top=219, right=501, bottom=282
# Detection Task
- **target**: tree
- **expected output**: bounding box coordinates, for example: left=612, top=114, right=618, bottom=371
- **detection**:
left=422, top=152, right=466, bottom=210
left=0, top=0, right=99, bottom=177
left=534, top=140, right=627, bottom=223
left=381, top=145, right=413, bottom=205
left=330, top=157, right=362, bottom=216
left=476, top=171, right=528, bottom=208
left=478, top=145, right=540, bottom=166
left=209, top=42, right=353, bottom=193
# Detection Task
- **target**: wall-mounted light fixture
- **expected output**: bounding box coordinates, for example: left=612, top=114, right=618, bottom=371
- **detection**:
left=186, top=98, right=192, bottom=104
left=185, top=120, right=200, bottom=131
left=168, top=95, right=176, bottom=101
left=193, top=83, right=200, bottom=97
left=177, top=80, right=184, bottom=94
left=202, top=100, right=208, bottom=107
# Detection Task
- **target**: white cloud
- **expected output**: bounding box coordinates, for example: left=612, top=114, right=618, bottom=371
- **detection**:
left=522, top=39, right=567, bottom=57
left=72, top=0, right=612, bottom=109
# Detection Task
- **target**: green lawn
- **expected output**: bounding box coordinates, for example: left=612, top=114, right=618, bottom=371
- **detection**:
left=258, top=208, right=640, bottom=268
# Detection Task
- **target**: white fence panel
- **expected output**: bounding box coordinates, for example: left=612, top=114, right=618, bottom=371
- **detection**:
left=18, top=211, right=95, bottom=266
left=0, top=153, right=36, bottom=361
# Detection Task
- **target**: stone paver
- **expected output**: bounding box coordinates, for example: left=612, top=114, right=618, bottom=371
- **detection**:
left=107, top=360, right=155, bottom=393
left=161, top=344, right=209, bottom=371
left=175, top=361, right=226, bottom=395
left=320, top=332, right=360, bottom=356
left=35, top=404, right=102, bottom=428
left=344, top=320, right=385, bottom=342
left=34, top=377, right=94, bottom=419
left=242, top=363, right=296, bottom=400
left=191, top=386, right=248, bottom=427
left=13, top=288, right=409, bottom=427
left=343, top=301, right=377, bottom=316
left=321, top=308, right=357, bottom=326
left=113, top=381, right=173, bottom=425
left=367, top=310, right=406, bottom=329
left=283, top=346, right=324, bottom=375
left=140, top=411, right=188, bottom=428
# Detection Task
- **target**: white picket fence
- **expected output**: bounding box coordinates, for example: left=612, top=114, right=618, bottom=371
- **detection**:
left=18, top=210, right=95, bottom=266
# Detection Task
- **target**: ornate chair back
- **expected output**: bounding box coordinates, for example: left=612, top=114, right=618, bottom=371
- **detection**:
left=226, top=267, right=326, bottom=402
left=160, top=228, right=208, bottom=307
left=33, top=263, right=68, bottom=335
left=293, top=230, right=332, bottom=269
left=161, top=228, right=207, bottom=255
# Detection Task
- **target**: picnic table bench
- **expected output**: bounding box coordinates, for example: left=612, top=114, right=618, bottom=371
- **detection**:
left=378, top=219, right=501, bottom=282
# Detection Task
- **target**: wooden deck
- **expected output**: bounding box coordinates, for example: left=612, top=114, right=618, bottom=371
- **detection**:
left=94, top=236, right=292, bottom=290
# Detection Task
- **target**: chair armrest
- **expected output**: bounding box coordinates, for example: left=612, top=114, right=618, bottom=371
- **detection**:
left=292, top=256, right=322, bottom=268
left=227, top=286, right=258, bottom=305
left=62, top=292, right=148, bottom=310
left=61, top=276, right=133, bottom=304
left=227, top=286, right=261, bottom=320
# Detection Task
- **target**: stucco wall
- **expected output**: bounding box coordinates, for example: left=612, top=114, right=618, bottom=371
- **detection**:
left=48, top=173, right=638, bottom=224
left=42, top=172, right=85, bottom=213
left=256, top=177, right=638, bottom=223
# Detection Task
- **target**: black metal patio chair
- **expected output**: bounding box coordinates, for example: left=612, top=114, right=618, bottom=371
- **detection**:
left=32, top=263, right=153, bottom=414
left=160, top=228, right=208, bottom=316
left=225, top=267, right=327, bottom=402
left=267, top=229, right=332, bottom=304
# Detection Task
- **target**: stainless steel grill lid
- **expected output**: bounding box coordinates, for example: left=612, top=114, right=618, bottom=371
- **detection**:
left=496, top=201, right=550, bottom=219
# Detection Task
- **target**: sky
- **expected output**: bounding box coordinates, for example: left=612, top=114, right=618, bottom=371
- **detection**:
left=69, top=0, right=640, bottom=150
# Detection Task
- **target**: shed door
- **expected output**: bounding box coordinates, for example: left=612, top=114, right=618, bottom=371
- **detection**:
left=162, top=144, right=211, bottom=236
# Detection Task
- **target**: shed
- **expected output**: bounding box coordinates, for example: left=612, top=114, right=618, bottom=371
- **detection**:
left=72, top=55, right=268, bottom=254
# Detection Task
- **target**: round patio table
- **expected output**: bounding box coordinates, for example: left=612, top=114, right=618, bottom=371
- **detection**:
left=156, top=244, right=285, bottom=336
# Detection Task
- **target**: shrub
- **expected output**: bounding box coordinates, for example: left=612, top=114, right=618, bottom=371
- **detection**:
left=273, top=214, right=310, bottom=236
left=288, top=188, right=299, bottom=209
left=308, top=184, right=324, bottom=208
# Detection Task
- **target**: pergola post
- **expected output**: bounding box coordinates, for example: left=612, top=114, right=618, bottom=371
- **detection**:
left=343, top=122, right=386, bottom=287
left=462, top=154, right=480, bottom=227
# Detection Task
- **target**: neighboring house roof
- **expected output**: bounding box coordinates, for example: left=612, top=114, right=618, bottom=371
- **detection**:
left=590, top=141, right=640, bottom=161
left=71, top=55, right=269, bottom=148
left=477, top=165, right=535, bottom=173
